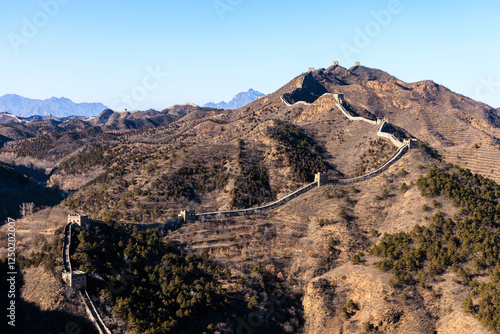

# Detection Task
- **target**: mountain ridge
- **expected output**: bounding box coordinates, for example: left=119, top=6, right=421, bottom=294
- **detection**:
left=0, top=94, right=108, bottom=118
left=203, top=88, right=265, bottom=109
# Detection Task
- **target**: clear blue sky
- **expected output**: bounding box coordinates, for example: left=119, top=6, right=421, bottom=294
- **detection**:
left=1, top=0, right=499, bottom=110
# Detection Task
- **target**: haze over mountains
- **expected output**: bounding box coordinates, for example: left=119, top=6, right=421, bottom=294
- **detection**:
left=203, top=88, right=265, bottom=109
left=0, top=94, right=108, bottom=118
left=0, top=88, right=265, bottom=120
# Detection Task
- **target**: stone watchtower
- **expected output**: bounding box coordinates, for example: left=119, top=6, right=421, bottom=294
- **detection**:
left=334, top=94, right=344, bottom=105
left=68, top=214, right=88, bottom=228
left=333, top=61, right=339, bottom=66
left=178, top=210, right=196, bottom=222
left=404, top=139, right=419, bottom=149
left=62, top=271, right=87, bottom=290
left=315, top=172, right=329, bottom=186
left=308, top=67, right=315, bottom=72
left=355, top=61, right=360, bottom=66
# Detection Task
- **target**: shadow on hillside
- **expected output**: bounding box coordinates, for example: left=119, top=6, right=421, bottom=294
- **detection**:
left=0, top=164, right=63, bottom=226
left=0, top=260, right=97, bottom=334
left=283, top=72, right=328, bottom=104
left=1, top=161, right=51, bottom=183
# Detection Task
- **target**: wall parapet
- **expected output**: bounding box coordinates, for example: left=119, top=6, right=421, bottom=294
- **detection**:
left=62, top=223, right=73, bottom=273
left=333, top=144, right=408, bottom=184
left=193, top=181, right=318, bottom=220
left=79, top=290, right=112, bottom=334
left=377, top=121, right=405, bottom=148
left=335, top=102, right=378, bottom=125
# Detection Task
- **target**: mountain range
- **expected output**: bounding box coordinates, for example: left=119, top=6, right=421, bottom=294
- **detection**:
left=2, top=64, right=500, bottom=333
left=203, top=88, right=265, bottom=109
left=0, top=94, right=108, bottom=118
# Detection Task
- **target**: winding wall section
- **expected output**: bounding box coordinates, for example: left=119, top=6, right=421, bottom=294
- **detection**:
left=62, top=223, right=111, bottom=334
left=196, top=181, right=317, bottom=219
left=79, top=290, right=112, bottom=334
left=185, top=90, right=412, bottom=220
left=62, top=223, right=72, bottom=272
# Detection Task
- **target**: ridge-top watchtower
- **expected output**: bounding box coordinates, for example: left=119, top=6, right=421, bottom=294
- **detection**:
left=68, top=214, right=88, bottom=228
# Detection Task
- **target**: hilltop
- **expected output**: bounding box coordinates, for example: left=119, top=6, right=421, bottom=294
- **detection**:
left=1, top=63, right=499, bottom=333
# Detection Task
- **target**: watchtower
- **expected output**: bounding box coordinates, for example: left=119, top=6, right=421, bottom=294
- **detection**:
left=68, top=214, right=88, bottom=228
left=333, top=61, right=339, bottom=66
left=62, top=271, right=87, bottom=290
left=315, top=172, right=329, bottom=186
left=355, top=61, right=360, bottom=66
left=404, top=139, right=419, bottom=149
left=308, top=67, right=315, bottom=72
left=334, top=94, right=344, bottom=104
left=179, top=210, right=196, bottom=222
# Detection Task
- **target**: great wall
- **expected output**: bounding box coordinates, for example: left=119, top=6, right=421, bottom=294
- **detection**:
left=62, top=215, right=111, bottom=334
left=178, top=85, right=415, bottom=221
left=61, top=67, right=418, bottom=332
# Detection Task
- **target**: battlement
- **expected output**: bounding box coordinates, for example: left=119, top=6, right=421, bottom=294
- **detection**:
left=68, top=214, right=88, bottom=227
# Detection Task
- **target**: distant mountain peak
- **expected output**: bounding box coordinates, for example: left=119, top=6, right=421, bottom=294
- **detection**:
left=0, top=94, right=108, bottom=118
left=203, top=89, right=265, bottom=110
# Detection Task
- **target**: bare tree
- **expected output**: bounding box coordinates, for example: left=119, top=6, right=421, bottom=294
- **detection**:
left=20, top=203, right=26, bottom=218
left=19, top=202, right=35, bottom=218
left=26, top=202, right=35, bottom=216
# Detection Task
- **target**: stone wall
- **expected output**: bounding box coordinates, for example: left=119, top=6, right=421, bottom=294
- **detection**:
left=376, top=121, right=405, bottom=148
left=62, top=220, right=111, bottom=334
left=196, top=181, right=318, bottom=219
left=62, top=223, right=72, bottom=273
left=333, top=144, right=409, bottom=184
left=334, top=102, right=378, bottom=125
left=79, top=290, right=112, bottom=334
left=125, top=217, right=184, bottom=233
